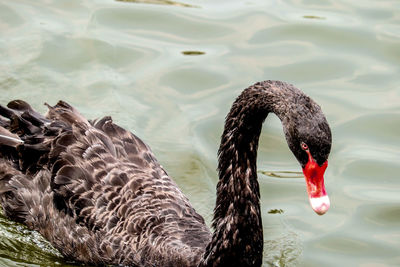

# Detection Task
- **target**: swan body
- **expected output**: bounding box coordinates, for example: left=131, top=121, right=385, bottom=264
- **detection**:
left=0, top=80, right=331, bottom=267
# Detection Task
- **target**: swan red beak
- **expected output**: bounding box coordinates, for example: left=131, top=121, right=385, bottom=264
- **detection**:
left=302, top=154, right=330, bottom=215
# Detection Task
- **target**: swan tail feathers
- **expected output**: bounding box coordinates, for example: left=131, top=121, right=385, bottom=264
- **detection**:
left=0, top=101, right=55, bottom=222
left=0, top=125, right=23, bottom=147
left=0, top=101, right=110, bottom=265
left=45, top=100, right=90, bottom=126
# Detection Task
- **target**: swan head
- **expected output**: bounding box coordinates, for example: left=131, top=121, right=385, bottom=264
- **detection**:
left=295, top=130, right=331, bottom=215
left=282, top=93, right=332, bottom=215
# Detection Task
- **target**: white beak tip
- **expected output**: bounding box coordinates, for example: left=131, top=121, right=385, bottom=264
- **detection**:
left=310, top=195, right=330, bottom=215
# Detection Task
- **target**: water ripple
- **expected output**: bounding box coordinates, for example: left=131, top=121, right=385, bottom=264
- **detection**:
left=115, top=0, right=198, bottom=8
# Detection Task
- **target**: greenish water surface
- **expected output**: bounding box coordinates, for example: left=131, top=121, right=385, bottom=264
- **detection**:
left=0, top=0, right=399, bottom=266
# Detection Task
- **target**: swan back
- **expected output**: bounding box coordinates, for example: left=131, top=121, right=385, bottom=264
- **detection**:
left=0, top=100, right=210, bottom=266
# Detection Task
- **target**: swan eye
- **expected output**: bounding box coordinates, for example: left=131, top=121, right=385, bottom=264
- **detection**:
left=301, top=142, right=309, bottom=151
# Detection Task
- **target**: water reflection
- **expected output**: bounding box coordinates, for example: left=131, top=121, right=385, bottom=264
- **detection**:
left=0, top=215, right=63, bottom=266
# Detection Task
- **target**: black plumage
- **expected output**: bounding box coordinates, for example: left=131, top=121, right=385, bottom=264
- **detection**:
left=0, top=80, right=331, bottom=267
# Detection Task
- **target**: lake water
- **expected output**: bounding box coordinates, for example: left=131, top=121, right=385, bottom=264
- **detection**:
left=0, top=0, right=399, bottom=266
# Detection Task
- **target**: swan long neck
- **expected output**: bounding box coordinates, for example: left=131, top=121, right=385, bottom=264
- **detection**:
left=199, top=81, right=292, bottom=267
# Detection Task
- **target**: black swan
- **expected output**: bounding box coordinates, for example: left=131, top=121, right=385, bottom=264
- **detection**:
left=0, top=80, right=331, bottom=267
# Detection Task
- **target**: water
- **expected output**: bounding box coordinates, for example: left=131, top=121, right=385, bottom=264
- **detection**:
left=0, top=0, right=399, bottom=266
